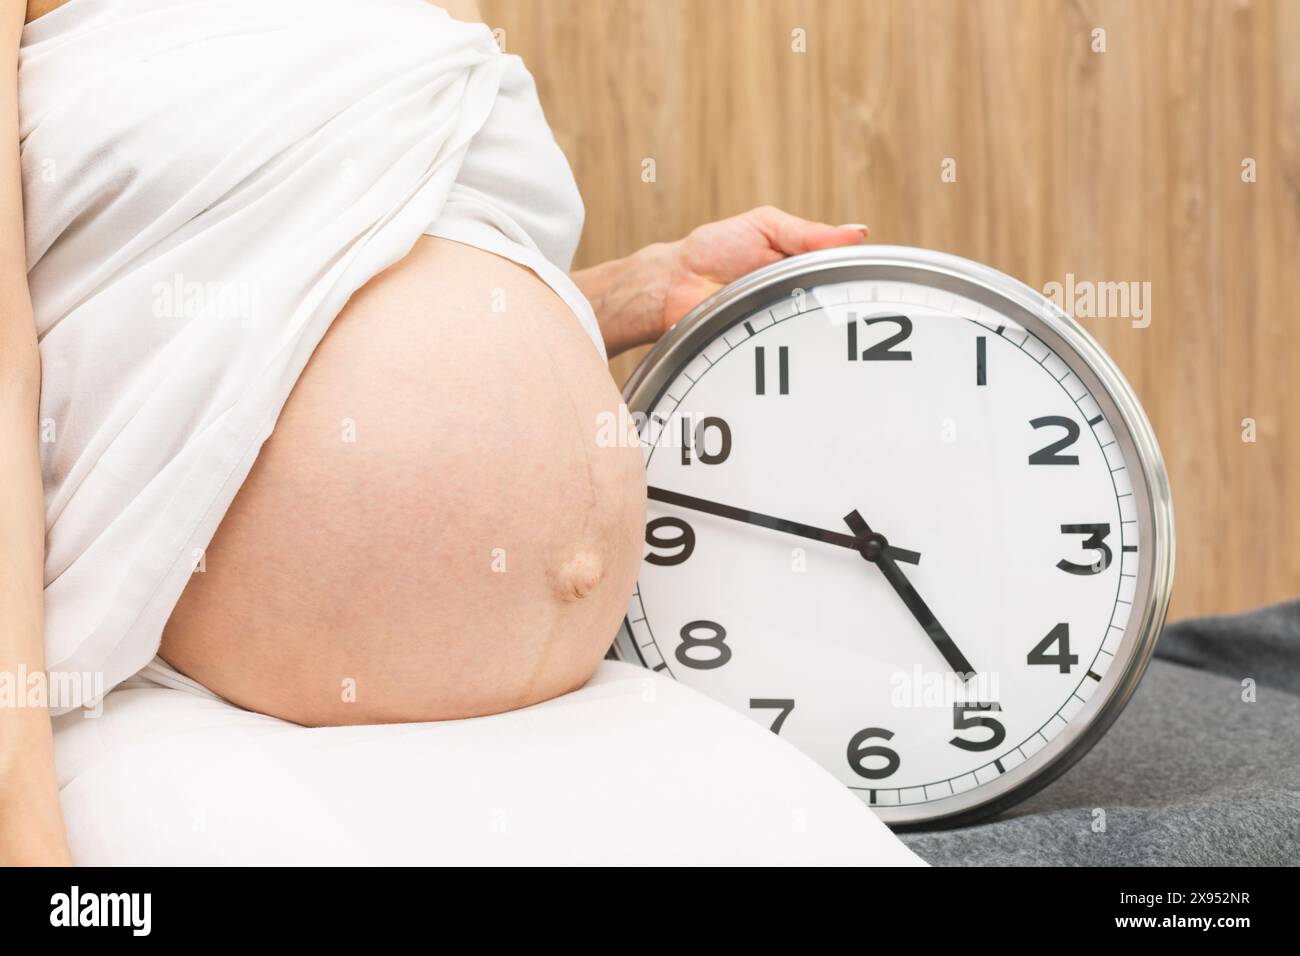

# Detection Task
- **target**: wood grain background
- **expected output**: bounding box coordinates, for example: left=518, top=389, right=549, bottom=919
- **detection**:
left=480, top=0, right=1300, bottom=622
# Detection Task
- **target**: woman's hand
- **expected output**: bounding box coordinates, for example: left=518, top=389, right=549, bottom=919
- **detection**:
left=658, top=207, right=868, bottom=332
left=574, top=206, right=868, bottom=359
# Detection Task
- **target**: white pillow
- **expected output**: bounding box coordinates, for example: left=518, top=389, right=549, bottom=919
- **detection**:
left=52, top=661, right=924, bottom=866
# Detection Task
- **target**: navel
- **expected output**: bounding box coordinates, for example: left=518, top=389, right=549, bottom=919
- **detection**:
left=552, top=549, right=606, bottom=601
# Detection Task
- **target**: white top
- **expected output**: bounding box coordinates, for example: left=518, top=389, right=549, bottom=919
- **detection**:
left=22, top=0, right=602, bottom=712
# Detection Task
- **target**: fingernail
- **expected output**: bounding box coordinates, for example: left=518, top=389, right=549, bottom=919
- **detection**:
left=839, top=223, right=870, bottom=237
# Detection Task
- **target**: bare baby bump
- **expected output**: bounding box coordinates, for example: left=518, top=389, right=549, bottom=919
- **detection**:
left=159, top=237, right=646, bottom=726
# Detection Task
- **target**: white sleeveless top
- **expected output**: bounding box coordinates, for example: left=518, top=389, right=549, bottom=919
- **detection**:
left=21, top=0, right=601, bottom=712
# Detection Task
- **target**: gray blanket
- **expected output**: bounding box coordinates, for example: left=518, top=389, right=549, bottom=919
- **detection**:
left=900, top=599, right=1300, bottom=866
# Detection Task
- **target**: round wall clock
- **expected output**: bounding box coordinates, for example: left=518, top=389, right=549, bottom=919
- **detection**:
left=611, top=245, right=1174, bottom=829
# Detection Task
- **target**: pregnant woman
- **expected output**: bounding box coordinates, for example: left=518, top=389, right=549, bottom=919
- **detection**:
left=1, top=0, right=869, bottom=863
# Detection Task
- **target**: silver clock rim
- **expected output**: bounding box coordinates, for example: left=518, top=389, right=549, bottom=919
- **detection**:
left=611, top=245, right=1175, bottom=830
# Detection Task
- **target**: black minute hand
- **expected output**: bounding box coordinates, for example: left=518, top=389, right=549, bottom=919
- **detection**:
left=646, top=486, right=921, bottom=565
left=843, top=509, right=975, bottom=679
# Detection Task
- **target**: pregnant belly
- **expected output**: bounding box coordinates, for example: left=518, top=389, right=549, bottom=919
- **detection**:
left=159, top=237, right=646, bottom=726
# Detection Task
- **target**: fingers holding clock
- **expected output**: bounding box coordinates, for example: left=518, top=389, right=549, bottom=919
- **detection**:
left=743, top=206, right=869, bottom=256
left=842, top=509, right=977, bottom=681
left=614, top=206, right=875, bottom=340
left=646, top=485, right=921, bottom=564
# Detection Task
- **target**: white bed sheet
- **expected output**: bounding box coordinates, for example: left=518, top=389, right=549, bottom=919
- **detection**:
left=52, top=661, right=924, bottom=866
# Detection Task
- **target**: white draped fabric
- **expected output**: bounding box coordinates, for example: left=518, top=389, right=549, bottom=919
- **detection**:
left=21, top=0, right=599, bottom=711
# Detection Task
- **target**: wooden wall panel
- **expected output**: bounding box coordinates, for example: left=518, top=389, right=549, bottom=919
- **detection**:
left=480, top=0, right=1300, bottom=621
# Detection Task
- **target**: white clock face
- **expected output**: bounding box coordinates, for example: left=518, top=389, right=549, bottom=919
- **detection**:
left=618, top=263, right=1168, bottom=826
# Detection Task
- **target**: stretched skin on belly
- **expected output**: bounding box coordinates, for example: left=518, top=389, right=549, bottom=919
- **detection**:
left=160, top=237, right=647, bottom=726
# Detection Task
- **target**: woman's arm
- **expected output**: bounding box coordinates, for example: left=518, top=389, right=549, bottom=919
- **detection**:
left=573, top=206, right=868, bottom=358
left=0, top=1, right=70, bottom=866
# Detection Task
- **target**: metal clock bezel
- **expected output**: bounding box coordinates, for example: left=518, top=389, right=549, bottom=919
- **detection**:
left=610, top=245, right=1175, bottom=830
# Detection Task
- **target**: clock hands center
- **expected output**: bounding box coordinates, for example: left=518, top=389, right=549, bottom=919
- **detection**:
left=843, top=509, right=977, bottom=681
left=645, top=486, right=921, bottom=565
left=645, top=485, right=974, bottom=679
